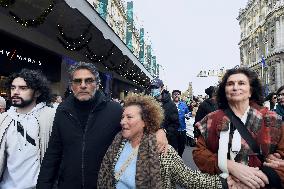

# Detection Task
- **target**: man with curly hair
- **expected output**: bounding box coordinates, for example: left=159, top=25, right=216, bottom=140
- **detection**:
left=0, top=69, right=56, bottom=189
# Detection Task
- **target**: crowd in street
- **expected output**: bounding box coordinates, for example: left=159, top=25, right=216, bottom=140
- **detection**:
left=0, top=63, right=284, bottom=189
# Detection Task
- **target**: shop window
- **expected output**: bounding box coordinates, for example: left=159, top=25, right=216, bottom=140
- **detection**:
left=0, top=76, right=8, bottom=98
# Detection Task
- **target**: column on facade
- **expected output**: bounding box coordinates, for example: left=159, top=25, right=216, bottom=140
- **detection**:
left=276, top=59, right=282, bottom=88
left=281, top=57, right=284, bottom=87
left=276, top=18, right=281, bottom=49
left=281, top=16, right=284, bottom=49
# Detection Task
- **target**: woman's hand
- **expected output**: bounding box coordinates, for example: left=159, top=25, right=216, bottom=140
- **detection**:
left=264, top=153, right=284, bottom=169
left=155, top=129, right=168, bottom=154
left=227, top=160, right=269, bottom=188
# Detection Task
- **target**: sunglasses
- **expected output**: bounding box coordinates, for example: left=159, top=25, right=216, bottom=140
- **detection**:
left=72, top=78, right=96, bottom=86
left=172, top=93, right=181, bottom=96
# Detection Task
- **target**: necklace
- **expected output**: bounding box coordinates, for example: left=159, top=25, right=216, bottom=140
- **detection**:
left=114, top=145, right=139, bottom=181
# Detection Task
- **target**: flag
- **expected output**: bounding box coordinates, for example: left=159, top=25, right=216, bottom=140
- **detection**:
left=261, top=55, right=266, bottom=67
left=264, top=84, right=270, bottom=97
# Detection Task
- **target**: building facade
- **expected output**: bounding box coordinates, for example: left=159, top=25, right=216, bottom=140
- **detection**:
left=88, top=0, right=160, bottom=77
left=238, top=0, right=284, bottom=92
left=0, top=0, right=155, bottom=100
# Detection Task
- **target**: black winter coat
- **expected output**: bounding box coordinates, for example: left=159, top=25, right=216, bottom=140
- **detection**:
left=160, top=90, right=179, bottom=135
left=194, top=98, right=217, bottom=138
left=194, top=98, right=217, bottom=124
left=37, top=91, right=122, bottom=189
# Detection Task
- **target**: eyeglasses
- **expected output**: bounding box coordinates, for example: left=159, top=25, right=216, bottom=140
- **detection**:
left=277, top=93, right=284, bottom=97
left=72, top=78, right=96, bottom=86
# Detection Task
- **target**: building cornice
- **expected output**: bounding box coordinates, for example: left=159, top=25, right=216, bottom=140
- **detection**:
left=238, top=4, right=284, bottom=45
left=248, top=49, right=284, bottom=68
left=237, top=0, right=256, bottom=20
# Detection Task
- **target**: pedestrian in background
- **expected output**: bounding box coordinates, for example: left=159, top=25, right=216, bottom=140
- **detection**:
left=263, top=92, right=277, bottom=110
left=0, top=69, right=56, bottom=189
left=0, top=96, right=6, bottom=113
left=50, top=94, right=62, bottom=109
left=149, top=78, right=180, bottom=151
left=194, top=86, right=218, bottom=138
left=172, top=89, right=190, bottom=157
left=275, top=85, right=284, bottom=119
left=194, top=86, right=218, bottom=124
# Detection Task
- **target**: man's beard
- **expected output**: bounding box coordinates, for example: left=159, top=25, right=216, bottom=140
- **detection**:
left=75, top=89, right=96, bottom=102
left=11, top=97, right=34, bottom=108
left=174, top=97, right=179, bottom=102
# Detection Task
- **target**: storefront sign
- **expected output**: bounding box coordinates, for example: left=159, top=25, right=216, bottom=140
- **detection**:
left=0, top=32, right=61, bottom=82
left=0, top=49, right=42, bottom=66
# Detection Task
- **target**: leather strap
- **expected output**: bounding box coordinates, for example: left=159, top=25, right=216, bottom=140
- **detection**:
left=224, top=108, right=264, bottom=163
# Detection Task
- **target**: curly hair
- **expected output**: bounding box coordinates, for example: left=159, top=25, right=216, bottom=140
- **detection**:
left=6, top=69, right=51, bottom=104
left=68, top=62, right=101, bottom=85
left=217, top=67, right=264, bottom=109
left=124, top=93, right=164, bottom=134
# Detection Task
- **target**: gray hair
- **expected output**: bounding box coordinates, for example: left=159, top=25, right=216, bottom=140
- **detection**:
left=68, top=62, right=101, bottom=84
left=0, top=96, right=6, bottom=108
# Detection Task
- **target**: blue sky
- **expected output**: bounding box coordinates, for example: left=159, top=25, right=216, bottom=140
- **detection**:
left=133, top=0, right=248, bottom=95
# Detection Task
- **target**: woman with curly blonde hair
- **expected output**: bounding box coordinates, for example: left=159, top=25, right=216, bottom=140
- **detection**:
left=98, top=93, right=227, bottom=188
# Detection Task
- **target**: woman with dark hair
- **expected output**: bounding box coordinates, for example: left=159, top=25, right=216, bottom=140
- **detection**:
left=275, top=85, right=284, bottom=118
left=98, top=93, right=227, bottom=188
left=193, top=67, right=284, bottom=189
left=263, top=92, right=277, bottom=110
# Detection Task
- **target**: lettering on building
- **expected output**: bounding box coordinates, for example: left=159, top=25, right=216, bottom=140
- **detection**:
left=0, top=49, right=42, bottom=66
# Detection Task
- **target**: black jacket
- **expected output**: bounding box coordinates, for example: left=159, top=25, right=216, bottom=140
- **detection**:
left=160, top=90, right=179, bottom=135
left=194, top=98, right=217, bottom=125
left=194, top=98, right=217, bottom=138
left=37, top=91, right=122, bottom=189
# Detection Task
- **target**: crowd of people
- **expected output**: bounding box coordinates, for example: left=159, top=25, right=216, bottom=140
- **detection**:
left=0, top=63, right=284, bottom=189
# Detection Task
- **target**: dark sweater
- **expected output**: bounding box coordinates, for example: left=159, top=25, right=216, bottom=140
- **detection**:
left=74, top=97, right=93, bottom=131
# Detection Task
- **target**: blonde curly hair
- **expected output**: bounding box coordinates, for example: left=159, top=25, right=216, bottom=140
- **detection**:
left=124, top=93, right=164, bottom=134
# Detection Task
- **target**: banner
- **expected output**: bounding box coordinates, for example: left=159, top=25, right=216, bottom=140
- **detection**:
left=126, top=1, right=133, bottom=51
left=97, top=0, right=108, bottom=20
left=139, top=28, right=145, bottom=64
left=261, top=55, right=266, bottom=67
left=152, top=56, right=157, bottom=75
left=156, top=64, right=160, bottom=76
left=146, top=45, right=152, bottom=72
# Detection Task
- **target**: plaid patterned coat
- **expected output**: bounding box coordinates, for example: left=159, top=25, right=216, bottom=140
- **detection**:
left=193, top=106, right=284, bottom=187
